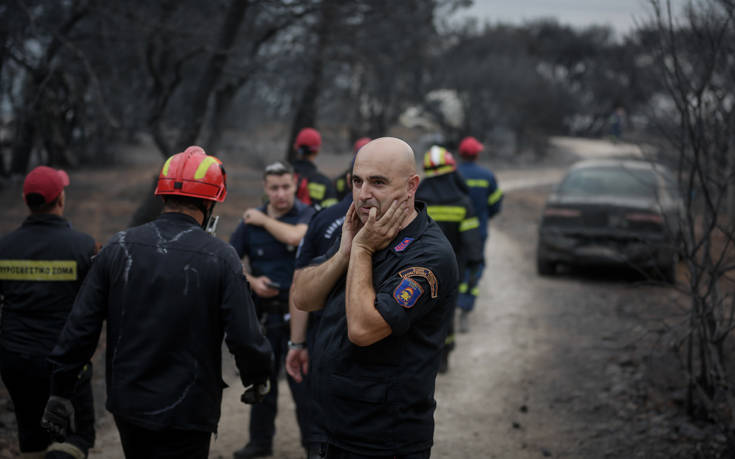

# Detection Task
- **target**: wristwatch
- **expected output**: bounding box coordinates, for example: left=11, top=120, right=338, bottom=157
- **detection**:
left=287, top=340, right=306, bottom=350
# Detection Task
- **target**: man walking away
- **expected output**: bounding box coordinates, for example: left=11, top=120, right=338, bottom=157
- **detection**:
left=456, top=136, right=503, bottom=332
left=417, top=146, right=484, bottom=372
left=42, top=147, right=273, bottom=459
left=0, top=166, right=97, bottom=459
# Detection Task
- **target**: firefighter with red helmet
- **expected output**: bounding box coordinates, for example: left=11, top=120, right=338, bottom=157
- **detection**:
left=456, top=136, right=503, bottom=333
left=416, top=145, right=484, bottom=372
left=292, top=128, right=338, bottom=210
left=42, top=147, right=273, bottom=458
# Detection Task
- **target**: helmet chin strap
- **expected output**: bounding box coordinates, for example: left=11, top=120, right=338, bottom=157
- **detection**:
left=199, top=201, right=215, bottom=230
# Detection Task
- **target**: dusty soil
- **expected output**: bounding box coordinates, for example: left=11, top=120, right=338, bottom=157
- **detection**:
left=0, top=137, right=728, bottom=458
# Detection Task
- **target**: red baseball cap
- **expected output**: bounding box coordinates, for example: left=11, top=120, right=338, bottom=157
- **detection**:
left=294, top=128, right=322, bottom=152
left=458, top=136, right=484, bottom=157
left=23, top=166, right=70, bottom=204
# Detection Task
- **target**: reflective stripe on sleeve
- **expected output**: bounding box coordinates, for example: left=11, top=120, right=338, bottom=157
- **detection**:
left=426, top=205, right=466, bottom=222
left=488, top=188, right=503, bottom=205
left=458, top=282, right=468, bottom=294
left=459, top=217, right=480, bottom=232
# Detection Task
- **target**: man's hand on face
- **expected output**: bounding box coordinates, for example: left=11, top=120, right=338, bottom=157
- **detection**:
left=243, top=208, right=267, bottom=226
left=352, top=199, right=409, bottom=256
left=337, top=203, right=362, bottom=260
left=251, top=275, right=279, bottom=298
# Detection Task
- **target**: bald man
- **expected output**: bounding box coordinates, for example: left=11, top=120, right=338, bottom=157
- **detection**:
left=292, top=137, right=459, bottom=458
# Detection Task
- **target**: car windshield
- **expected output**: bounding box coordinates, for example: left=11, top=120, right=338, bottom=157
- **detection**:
left=558, top=166, right=658, bottom=198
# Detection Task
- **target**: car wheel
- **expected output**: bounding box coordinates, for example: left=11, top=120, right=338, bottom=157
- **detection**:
left=536, top=255, right=556, bottom=276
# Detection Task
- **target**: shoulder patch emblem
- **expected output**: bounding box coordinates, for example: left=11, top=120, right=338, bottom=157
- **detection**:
left=393, top=277, right=424, bottom=308
left=398, top=266, right=438, bottom=298
left=393, top=237, right=415, bottom=252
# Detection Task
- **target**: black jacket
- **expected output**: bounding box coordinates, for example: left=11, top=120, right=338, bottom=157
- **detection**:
left=49, top=212, right=273, bottom=432
left=293, top=159, right=338, bottom=210
left=416, top=172, right=484, bottom=272
left=0, top=214, right=95, bottom=356
left=311, top=203, right=458, bottom=455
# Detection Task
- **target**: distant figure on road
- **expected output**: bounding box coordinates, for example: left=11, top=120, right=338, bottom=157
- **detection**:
left=456, top=136, right=503, bottom=333
left=0, top=166, right=97, bottom=459
left=44, top=147, right=273, bottom=459
left=292, top=128, right=338, bottom=210
left=417, top=145, right=484, bottom=372
left=608, top=106, right=625, bottom=142
left=229, top=161, right=315, bottom=459
left=292, top=137, right=458, bottom=458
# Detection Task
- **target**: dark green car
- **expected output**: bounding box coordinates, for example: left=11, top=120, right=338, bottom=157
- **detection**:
left=536, top=159, right=683, bottom=283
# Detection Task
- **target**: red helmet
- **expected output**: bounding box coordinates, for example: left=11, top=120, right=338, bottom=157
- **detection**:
left=353, top=137, right=371, bottom=154
left=423, top=145, right=457, bottom=177
left=155, top=146, right=227, bottom=202
left=294, top=128, right=322, bottom=153
left=458, top=136, right=484, bottom=157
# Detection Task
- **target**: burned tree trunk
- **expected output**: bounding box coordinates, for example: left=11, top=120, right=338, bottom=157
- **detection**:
left=129, top=0, right=251, bottom=227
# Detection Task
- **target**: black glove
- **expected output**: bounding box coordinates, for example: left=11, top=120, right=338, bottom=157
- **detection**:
left=241, top=379, right=271, bottom=404
left=41, top=396, right=75, bottom=441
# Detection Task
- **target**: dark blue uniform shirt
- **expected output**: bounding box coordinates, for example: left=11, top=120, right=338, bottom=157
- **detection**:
left=311, top=202, right=458, bottom=455
left=230, top=200, right=314, bottom=302
left=416, top=172, right=484, bottom=271
left=294, top=195, right=351, bottom=270
left=456, top=161, right=503, bottom=243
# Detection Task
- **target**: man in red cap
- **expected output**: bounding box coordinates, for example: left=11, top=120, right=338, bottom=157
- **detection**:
left=292, top=127, right=338, bottom=210
left=0, top=166, right=97, bottom=458
left=456, top=136, right=503, bottom=333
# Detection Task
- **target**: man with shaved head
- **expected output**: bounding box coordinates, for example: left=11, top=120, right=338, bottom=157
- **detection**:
left=292, top=137, right=458, bottom=458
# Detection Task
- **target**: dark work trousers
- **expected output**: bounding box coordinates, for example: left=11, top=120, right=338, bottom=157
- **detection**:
left=114, top=416, right=211, bottom=459
left=298, top=313, right=327, bottom=447
left=457, top=263, right=485, bottom=312
left=308, top=443, right=432, bottom=459
left=444, top=303, right=456, bottom=354
left=0, top=347, right=95, bottom=454
left=249, top=312, right=311, bottom=448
